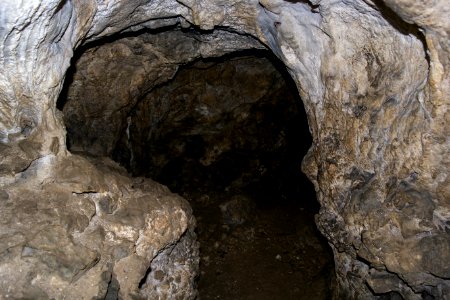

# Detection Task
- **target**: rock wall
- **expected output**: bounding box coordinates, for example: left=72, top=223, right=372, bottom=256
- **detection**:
left=0, top=0, right=448, bottom=299
left=0, top=154, right=198, bottom=299
left=61, top=29, right=263, bottom=157
left=61, top=38, right=311, bottom=192
left=113, top=54, right=308, bottom=188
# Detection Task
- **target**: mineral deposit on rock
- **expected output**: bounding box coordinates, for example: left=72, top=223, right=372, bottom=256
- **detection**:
left=0, top=0, right=448, bottom=298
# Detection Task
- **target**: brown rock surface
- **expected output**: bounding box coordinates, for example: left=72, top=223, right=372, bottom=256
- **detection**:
left=61, top=29, right=263, bottom=157
left=0, top=0, right=448, bottom=298
left=0, top=154, right=198, bottom=299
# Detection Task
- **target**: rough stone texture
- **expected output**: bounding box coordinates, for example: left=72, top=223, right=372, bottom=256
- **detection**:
left=0, top=0, right=449, bottom=299
left=61, top=29, right=263, bottom=157
left=110, top=54, right=308, bottom=185
left=65, top=51, right=328, bottom=297
left=0, top=154, right=198, bottom=299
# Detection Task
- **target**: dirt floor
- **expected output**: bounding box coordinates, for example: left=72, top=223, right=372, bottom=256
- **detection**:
left=182, top=189, right=336, bottom=300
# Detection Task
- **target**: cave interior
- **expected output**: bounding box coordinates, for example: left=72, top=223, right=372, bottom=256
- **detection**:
left=57, top=26, right=335, bottom=299
left=1, top=0, right=448, bottom=298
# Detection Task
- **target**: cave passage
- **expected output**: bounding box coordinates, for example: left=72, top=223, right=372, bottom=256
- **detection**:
left=59, top=31, right=335, bottom=299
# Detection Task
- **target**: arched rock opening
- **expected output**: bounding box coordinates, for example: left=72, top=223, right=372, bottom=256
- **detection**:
left=0, top=0, right=449, bottom=299
left=58, top=27, right=335, bottom=298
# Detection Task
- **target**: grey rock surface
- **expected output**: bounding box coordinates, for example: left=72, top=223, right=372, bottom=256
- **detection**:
left=0, top=0, right=448, bottom=298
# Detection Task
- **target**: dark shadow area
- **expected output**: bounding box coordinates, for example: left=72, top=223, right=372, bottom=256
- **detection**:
left=114, top=49, right=319, bottom=211
left=58, top=29, right=335, bottom=299
left=112, top=50, right=335, bottom=299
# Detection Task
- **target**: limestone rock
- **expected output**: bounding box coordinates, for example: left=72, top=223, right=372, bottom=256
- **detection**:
left=0, top=0, right=448, bottom=298
left=62, top=29, right=263, bottom=157
left=0, top=154, right=198, bottom=299
left=109, top=53, right=307, bottom=182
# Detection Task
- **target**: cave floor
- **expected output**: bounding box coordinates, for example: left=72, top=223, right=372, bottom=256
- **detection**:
left=183, top=190, right=335, bottom=300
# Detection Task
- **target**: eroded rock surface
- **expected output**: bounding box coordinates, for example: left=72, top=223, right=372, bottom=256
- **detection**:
left=111, top=54, right=311, bottom=189
left=0, top=0, right=449, bottom=298
left=61, top=29, right=263, bottom=157
left=0, top=155, right=198, bottom=299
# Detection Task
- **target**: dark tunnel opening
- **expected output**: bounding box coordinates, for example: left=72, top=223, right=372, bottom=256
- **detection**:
left=58, top=29, right=335, bottom=299
left=112, top=49, right=318, bottom=210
